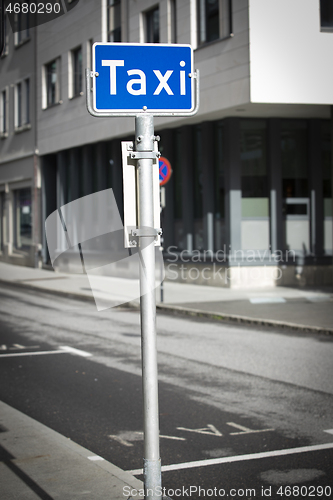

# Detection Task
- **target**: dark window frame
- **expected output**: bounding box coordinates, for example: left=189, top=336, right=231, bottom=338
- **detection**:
left=320, top=0, right=333, bottom=32
left=1, top=14, right=9, bottom=56
left=197, top=0, right=233, bottom=47
left=14, top=187, right=32, bottom=250
left=107, top=0, right=122, bottom=42
left=25, top=78, right=30, bottom=125
left=45, top=59, right=59, bottom=108
left=1, top=89, right=7, bottom=134
left=72, top=46, right=83, bottom=97
left=15, top=6, right=30, bottom=46
left=16, top=82, right=22, bottom=128
left=146, top=5, right=160, bottom=43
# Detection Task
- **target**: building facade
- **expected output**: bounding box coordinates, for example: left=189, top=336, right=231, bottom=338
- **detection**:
left=0, top=7, right=40, bottom=267
left=0, top=0, right=332, bottom=287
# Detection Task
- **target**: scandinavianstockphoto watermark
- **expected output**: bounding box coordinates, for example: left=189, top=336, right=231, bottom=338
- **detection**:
left=123, top=485, right=258, bottom=498
left=165, top=246, right=297, bottom=284
left=123, top=484, right=332, bottom=498
left=166, top=245, right=297, bottom=265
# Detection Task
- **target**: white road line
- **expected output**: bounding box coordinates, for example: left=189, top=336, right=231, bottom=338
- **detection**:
left=160, top=434, right=186, bottom=441
left=227, top=422, right=274, bottom=435
left=229, top=428, right=275, bottom=436
left=88, top=455, right=105, bottom=461
left=324, top=429, right=333, bottom=435
left=0, top=350, right=66, bottom=358
left=0, top=346, right=92, bottom=358
left=128, top=442, right=333, bottom=476
left=59, top=346, right=92, bottom=357
left=177, top=425, right=222, bottom=436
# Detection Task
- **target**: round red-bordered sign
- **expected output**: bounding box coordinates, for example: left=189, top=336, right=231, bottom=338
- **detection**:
left=159, top=157, right=172, bottom=186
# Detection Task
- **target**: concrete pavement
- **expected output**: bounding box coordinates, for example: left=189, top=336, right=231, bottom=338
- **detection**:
left=0, top=401, right=144, bottom=500
left=0, top=261, right=332, bottom=334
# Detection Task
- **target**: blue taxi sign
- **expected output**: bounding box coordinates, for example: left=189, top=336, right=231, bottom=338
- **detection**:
left=93, top=43, right=194, bottom=114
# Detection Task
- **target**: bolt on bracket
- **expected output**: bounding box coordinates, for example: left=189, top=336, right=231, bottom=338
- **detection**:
left=130, top=151, right=161, bottom=160
left=131, top=228, right=162, bottom=237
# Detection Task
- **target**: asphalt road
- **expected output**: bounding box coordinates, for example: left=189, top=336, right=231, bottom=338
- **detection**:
left=0, top=283, right=332, bottom=499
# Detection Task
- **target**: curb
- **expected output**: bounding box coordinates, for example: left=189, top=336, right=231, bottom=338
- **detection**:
left=1, top=278, right=332, bottom=335
left=156, top=303, right=333, bottom=336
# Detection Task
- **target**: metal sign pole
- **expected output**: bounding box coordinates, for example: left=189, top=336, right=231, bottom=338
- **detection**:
left=135, top=114, right=162, bottom=499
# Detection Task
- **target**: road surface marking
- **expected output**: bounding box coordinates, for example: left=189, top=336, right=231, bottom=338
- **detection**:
left=0, top=344, right=40, bottom=351
left=324, top=429, right=333, bottom=435
left=59, top=346, right=92, bottom=357
left=160, top=434, right=186, bottom=441
left=177, top=424, right=222, bottom=437
left=0, top=346, right=92, bottom=358
left=227, top=422, right=274, bottom=435
left=88, top=455, right=105, bottom=461
left=128, top=442, right=333, bottom=475
left=109, top=435, right=134, bottom=447
left=136, top=431, right=186, bottom=442
left=249, top=297, right=286, bottom=304
left=109, top=431, right=186, bottom=446
left=0, top=349, right=67, bottom=358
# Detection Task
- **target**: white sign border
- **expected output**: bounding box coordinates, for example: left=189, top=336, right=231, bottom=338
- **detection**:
left=92, top=42, right=195, bottom=114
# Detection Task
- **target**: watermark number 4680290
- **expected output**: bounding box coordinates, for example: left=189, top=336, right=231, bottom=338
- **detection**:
left=2, top=0, right=80, bottom=38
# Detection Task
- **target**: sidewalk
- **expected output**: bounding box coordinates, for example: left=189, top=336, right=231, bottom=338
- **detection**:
left=0, top=261, right=332, bottom=333
left=0, top=401, right=143, bottom=500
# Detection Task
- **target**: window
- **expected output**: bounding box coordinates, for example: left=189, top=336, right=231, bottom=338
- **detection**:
left=198, top=0, right=232, bottom=46
left=16, top=82, right=22, bottom=127
left=0, top=88, right=8, bottom=136
left=25, top=78, right=30, bottom=124
left=14, top=188, right=32, bottom=249
left=87, top=39, right=94, bottom=70
left=193, top=126, right=204, bottom=250
left=1, top=15, right=9, bottom=56
left=214, top=121, right=225, bottom=251
left=70, top=46, right=82, bottom=97
left=281, top=121, right=308, bottom=198
left=240, top=120, right=270, bottom=251
left=321, top=121, right=332, bottom=254
left=146, top=6, right=160, bottom=43
left=320, top=0, right=333, bottom=31
left=14, top=5, right=30, bottom=45
left=108, top=0, right=121, bottom=42
left=14, top=78, right=30, bottom=129
left=169, top=0, right=177, bottom=43
left=241, top=120, right=268, bottom=201
left=45, top=59, right=60, bottom=107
